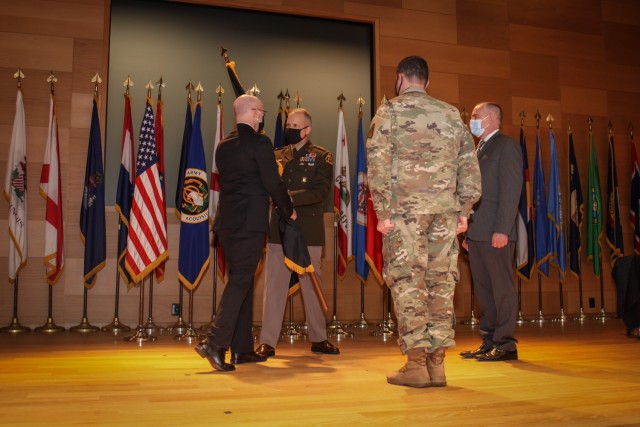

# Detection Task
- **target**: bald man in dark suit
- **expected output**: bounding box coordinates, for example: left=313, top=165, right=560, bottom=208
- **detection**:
left=461, top=102, right=523, bottom=362
left=195, top=94, right=296, bottom=372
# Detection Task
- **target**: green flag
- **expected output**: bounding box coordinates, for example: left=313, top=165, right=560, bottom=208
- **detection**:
left=586, top=133, right=603, bottom=276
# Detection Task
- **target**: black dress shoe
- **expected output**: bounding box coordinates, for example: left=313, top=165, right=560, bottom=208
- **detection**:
left=459, top=344, right=493, bottom=359
left=255, top=343, right=276, bottom=358
left=194, top=342, right=235, bottom=371
left=475, top=347, right=518, bottom=362
left=311, top=340, right=340, bottom=355
left=231, top=351, right=267, bottom=364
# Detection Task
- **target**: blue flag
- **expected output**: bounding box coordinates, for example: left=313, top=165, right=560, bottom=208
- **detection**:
left=606, top=134, right=624, bottom=265
left=516, top=127, right=535, bottom=281
left=568, top=132, right=584, bottom=277
left=80, top=96, right=106, bottom=288
left=533, top=130, right=550, bottom=277
left=175, top=99, right=193, bottom=218
left=352, top=111, right=369, bottom=282
left=547, top=129, right=566, bottom=277
left=178, top=102, right=210, bottom=289
left=115, top=95, right=135, bottom=288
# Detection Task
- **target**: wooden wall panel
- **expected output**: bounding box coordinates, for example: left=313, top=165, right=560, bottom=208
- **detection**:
left=602, top=0, right=640, bottom=26
left=344, top=3, right=457, bottom=43
left=379, top=37, right=511, bottom=78
left=401, top=0, right=456, bottom=15
left=603, top=22, right=640, bottom=67
left=507, top=0, right=603, bottom=35
left=456, top=0, right=510, bottom=50
left=559, top=58, right=640, bottom=94
left=0, top=33, right=74, bottom=72
left=2, top=0, right=640, bottom=327
left=510, top=52, right=560, bottom=100
left=509, top=24, right=605, bottom=61
left=560, top=86, right=608, bottom=116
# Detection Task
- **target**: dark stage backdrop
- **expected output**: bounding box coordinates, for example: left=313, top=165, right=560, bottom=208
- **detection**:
left=105, top=0, right=374, bottom=209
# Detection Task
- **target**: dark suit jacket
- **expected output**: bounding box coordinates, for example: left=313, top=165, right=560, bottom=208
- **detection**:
left=213, top=123, right=294, bottom=233
left=467, top=131, right=523, bottom=241
left=268, top=141, right=333, bottom=246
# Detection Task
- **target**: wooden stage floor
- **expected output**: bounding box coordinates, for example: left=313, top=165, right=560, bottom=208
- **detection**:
left=0, top=318, right=638, bottom=426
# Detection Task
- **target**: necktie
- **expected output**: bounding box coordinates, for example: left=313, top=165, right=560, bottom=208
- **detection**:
left=476, top=139, right=486, bottom=156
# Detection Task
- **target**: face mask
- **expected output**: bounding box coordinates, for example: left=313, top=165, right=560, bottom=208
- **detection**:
left=394, top=75, right=403, bottom=96
left=284, top=126, right=308, bottom=145
left=469, top=116, right=487, bottom=137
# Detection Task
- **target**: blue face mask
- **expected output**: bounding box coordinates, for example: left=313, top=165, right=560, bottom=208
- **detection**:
left=469, top=116, right=487, bottom=137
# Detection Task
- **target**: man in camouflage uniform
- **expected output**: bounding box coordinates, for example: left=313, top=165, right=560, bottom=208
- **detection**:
left=255, top=108, right=340, bottom=359
left=366, top=56, right=481, bottom=388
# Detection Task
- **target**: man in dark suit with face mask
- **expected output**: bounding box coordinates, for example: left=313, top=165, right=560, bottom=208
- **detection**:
left=461, top=101, right=523, bottom=362
left=195, top=94, right=296, bottom=372
left=255, top=108, right=339, bottom=359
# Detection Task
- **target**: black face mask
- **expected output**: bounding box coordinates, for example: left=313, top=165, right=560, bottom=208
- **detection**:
left=394, top=75, right=403, bottom=96
left=284, top=126, right=308, bottom=145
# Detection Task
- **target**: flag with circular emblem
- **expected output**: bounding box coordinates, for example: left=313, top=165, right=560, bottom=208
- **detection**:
left=178, top=101, right=210, bottom=289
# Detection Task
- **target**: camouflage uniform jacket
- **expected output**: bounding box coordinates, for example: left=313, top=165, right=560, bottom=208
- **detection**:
left=366, top=87, right=481, bottom=222
left=268, top=141, right=333, bottom=246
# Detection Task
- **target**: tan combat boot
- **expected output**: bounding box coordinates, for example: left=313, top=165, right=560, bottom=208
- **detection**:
left=386, top=347, right=430, bottom=388
left=427, top=347, right=447, bottom=387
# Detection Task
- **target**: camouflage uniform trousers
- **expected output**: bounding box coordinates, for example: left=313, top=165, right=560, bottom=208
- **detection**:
left=383, top=212, right=460, bottom=354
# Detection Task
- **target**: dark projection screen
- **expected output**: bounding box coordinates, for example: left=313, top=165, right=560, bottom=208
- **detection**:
left=106, top=0, right=374, bottom=209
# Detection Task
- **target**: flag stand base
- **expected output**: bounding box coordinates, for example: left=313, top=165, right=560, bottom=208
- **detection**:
left=174, top=327, right=199, bottom=342
left=70, top=317, right=100, bottom=333
left=461, top=310, right=480, bottom=325
left=0, top=317, right=31, bottom=333
left=552, top=309, right=569, bottom=322
left=574, top=308, right=587, bottom=321
left=124, top=327, right=157, bottom=343
left=166, top=317, right=188, bottom=335
left=101, top=317, right=131, bottom=334
left=349, top=313, right=371, bottom=328
left=532, top=311, right=547, bottom=324
left=516, top=311, right=527, bottom=325
left=34, top=317, right=65, bottom=333
left=327, top=316, right=353, bottom=339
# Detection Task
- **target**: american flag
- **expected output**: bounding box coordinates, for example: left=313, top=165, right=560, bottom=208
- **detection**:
left=125, top=98, right=169, bottom=283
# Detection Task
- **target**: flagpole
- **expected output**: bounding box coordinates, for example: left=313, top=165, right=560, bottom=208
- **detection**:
left=575, top=251, right=587, bottom=321
left=101, top=266, right=131, bottom=333
left=533, top=112, right=546, bottom=324
left=34, top=284, right=65, bottom=333
left=2, top=71, right=30, bottom=334
left=0, top=276, right=30, bottom=333
left=349, top=281, right=372, bottom=328
left=370, top=285, right=395, bottom=338
left=125, top=277, right=157, bottom=343
left=327, top=212, right=353, bottom=338
left=201, top=236, right=220, bottom=331
left=328, top=93, right=353, bottom=339
left=70, top=287, right=100, bottom=332
left=516, top=277, right=526, bottom=324
left=175, top=287, right=199, bottom=342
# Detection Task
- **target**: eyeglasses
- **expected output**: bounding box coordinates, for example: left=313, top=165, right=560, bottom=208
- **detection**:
left=252, top=108, right=267, bottom=115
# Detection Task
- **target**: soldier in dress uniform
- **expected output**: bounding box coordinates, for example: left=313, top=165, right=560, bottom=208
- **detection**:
left=255, top=108, right=340, bottom=358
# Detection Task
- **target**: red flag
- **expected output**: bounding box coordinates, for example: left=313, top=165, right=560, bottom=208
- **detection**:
left=154, top=97, right=167, bottom=282
left=365, top=190, right=383, bottom=285
left=39, top=94, right=64, bottom=285
left=209, top=99, right=226, bottom=279
left=125, top=98, right=169, bottom=283
left=333, top=108, right=353, bottom=279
